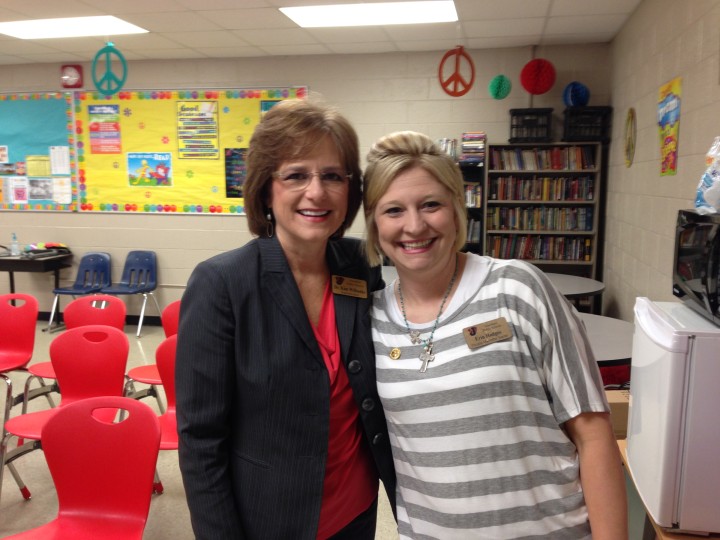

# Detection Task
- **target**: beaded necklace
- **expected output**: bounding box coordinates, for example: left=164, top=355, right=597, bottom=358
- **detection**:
left=397, top=253, right=459, bottom=372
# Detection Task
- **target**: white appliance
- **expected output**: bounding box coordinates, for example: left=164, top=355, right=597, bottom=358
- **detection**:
left=627, top=297, right=720, bottom=534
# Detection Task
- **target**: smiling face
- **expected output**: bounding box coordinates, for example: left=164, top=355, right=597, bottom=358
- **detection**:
left=269, top=135, right=349, bottom=253
left=373, top=165, right=458, bottom=275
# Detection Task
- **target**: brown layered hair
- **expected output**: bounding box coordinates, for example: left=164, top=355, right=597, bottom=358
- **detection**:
left=244, top=99, right=362, bottom=238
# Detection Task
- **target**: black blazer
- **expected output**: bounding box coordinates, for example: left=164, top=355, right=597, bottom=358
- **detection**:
left=176, top=236, right=396, bottom=540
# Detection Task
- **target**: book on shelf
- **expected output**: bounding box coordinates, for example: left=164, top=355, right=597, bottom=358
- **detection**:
left=490, top=145, right=596, bottom=171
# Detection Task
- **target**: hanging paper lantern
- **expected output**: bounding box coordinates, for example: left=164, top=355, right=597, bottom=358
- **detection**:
left=488, top=75, right=512, bottom=99
left=563, top=81, right=590, bottom=107
left=520, top=58, right=556, bottom=95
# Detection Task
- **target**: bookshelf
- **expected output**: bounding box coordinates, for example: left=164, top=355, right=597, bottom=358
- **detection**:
left=458, top=132, right=486, bottom=255
left=484, top=142, right=602, bottom=280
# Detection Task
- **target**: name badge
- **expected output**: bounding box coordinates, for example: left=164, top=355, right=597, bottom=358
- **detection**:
left=331, top=275, right=368, bottom=299
left=463, top=317, right=512, bottom=349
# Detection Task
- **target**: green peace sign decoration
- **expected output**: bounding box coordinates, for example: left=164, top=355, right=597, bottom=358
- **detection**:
left=92, top=42, right=128, bottom=97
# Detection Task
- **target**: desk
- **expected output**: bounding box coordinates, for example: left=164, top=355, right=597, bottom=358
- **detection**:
left=0, top=254, right=73, bottom=294
left=579, top=313, right=634, bottom=365
left=545, top=272, right=605, bottom=299
left=617, top=439, right=720, bottom=540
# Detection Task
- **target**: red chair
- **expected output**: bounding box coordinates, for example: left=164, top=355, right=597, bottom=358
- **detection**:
left=161, top=299, right=180, bottom=338
left=22, top=294, right=126, bottom=413
left=152, top=334, right=178, bottom=494
left=123, top=300, right=180, bottom=412
left=0, top=294, right=39, bottom=439
left=3, top=396, right=160, bottom=540
left=0, top=325, right=129, bottom=504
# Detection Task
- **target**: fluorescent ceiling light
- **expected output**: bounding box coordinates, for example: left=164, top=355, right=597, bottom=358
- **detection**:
left=0, top=16, right=148, bottom=39
left=280, top=1, right=458, bottom=28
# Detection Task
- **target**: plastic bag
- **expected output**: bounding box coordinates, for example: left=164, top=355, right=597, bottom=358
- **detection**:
left=695, top=136, right=720, bottom=214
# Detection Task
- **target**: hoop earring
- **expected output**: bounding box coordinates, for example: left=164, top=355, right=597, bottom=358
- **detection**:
left=265, top=212, right=274, bottom=238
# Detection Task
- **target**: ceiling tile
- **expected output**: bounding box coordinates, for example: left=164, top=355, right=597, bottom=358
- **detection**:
left=197, top=8, right=294, bottom=29
left=234, top=28, right=319, bottom=47
left=546, top=14, right=628, bottom=35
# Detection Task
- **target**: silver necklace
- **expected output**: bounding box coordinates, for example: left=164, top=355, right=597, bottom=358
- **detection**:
left=398, top=253, right=459, bottom=373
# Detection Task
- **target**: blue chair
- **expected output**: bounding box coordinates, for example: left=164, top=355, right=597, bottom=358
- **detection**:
left=101, top=250, right=161, bottom=338
left=46, top=252, right=111, bottom=332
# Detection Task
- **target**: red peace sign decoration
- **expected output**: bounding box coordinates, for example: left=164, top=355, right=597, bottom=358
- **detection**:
left=438, top=46, right=475, bottom=97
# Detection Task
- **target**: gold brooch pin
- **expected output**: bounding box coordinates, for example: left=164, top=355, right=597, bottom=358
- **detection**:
left=389, top=348, right=401, bottom=360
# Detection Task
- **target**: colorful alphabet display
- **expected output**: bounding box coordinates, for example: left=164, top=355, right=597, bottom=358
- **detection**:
left=0, top=87, right=306, bottom=214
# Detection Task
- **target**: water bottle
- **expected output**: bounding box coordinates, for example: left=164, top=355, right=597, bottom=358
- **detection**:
left=10, top=233, right=20, bottom=256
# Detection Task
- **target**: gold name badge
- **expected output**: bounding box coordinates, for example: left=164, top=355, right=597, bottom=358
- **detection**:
left=331, top=275, right=368, bottom=299
left=463, top=317, right=512, bottom=349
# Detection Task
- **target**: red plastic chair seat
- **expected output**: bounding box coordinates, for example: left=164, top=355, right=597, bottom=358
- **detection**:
left=126, top=365, right=161, bottom=385
left=4, top=409, right=57, bottom=441
left=27, top=362, right=55, bottom=379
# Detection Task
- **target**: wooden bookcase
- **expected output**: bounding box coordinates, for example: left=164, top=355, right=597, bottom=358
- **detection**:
left=483, top=142, right=602, bottom=280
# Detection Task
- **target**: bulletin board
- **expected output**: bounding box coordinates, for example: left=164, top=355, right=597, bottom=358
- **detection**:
left=75, top=87, right=307, bottom=214
left=0, top=92, right=75, bottom=211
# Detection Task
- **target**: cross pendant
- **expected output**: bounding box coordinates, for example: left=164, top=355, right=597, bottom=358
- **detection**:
left=419, top=345, right=434, bottom=373
left=409, top=330, right=422, bottom=345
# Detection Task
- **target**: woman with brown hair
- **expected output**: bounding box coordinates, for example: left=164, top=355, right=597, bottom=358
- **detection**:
left=176, top=99, right=396, bottom=539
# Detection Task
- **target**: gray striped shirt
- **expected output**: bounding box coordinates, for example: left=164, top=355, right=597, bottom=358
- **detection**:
left=371, top=255, right=608, bottom=539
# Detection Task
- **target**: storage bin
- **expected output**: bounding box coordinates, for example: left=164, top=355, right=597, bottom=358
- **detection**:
left=509, top=108, right=553, bottom=143
left=562, top=106, right=612, bottom=142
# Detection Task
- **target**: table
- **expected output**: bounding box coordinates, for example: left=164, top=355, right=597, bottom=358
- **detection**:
left=579, top=313, right=634, bottom=365
left=0, top=253, right=73, bottom=294
left=545, top=272, right=605, bottom=299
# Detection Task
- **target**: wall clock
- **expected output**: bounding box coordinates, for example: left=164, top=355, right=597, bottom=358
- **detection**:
left=60, top=64, right=83, bottom=89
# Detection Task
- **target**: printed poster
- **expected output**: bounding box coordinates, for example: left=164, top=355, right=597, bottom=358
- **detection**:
left=177, top=101, right=219, bottom=160
left=225, top=148, right=247, bottom=198
left=658, top=77, right=681, bottom=176
left=127, top=152, right=172, bottom=187
left=88, top=104, right=121, bottom=154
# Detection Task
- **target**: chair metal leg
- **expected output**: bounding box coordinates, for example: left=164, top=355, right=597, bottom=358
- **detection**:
left=2, top=374, right=13, bottom=438
left=136, top=295, right=149, bottom=338
left=153, top=469, right=164, bottom=494
left=7, top=462, right=31, bottom=500
left=149, top=291, right=162, bottom=318
left=136, top=291, right=162, bottom=339
left=22, top=375, right=57, bottom=414
left=123, top=377, right=166, bottom=414
left=0, top=433, right=39, bottom=506
left=45, top=294, right=61, bottom=332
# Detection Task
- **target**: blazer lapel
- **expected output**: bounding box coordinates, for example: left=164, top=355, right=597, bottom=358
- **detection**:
left=258, top=237, right=321, bottom=358
left=327, top=244, right=359, bottom=364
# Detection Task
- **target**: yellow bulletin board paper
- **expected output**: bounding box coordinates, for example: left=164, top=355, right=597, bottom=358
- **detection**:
left=75, top=87, right=307, bottom=214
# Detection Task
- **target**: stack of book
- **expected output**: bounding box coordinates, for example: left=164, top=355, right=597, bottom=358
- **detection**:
left=457, top=132, right=486, bottom=167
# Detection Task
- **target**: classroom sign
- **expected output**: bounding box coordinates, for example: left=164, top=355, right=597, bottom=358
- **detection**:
left=75, top=87, right=306, bottom=214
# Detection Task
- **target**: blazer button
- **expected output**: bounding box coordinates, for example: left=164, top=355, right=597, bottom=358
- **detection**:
left=361, top=398, right=375, bottom=411
left=347, top=360, right=362, bottom=373
left=372, top=433, right=384, bottom=445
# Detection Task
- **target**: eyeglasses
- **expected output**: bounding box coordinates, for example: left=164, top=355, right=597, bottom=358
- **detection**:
left=273, top=170, right=351, bottom=192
